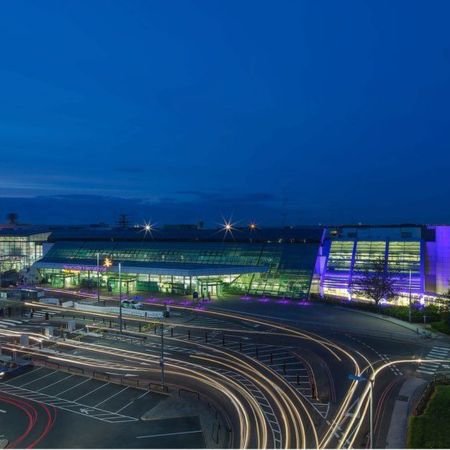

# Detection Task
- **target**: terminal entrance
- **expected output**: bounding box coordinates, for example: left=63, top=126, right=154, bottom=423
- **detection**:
left=198, top=279, right=223, bottom=298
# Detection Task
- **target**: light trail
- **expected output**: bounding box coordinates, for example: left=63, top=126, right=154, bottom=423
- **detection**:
left=2, top=339, right=263, bottom=448
left=337, top=358, right=450, bottom=449
left=22, top=294, right=378, bottom=449
left=318, top=348, right=375, bottom=449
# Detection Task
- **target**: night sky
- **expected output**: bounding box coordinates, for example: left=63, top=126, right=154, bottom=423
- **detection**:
left=1, top=1, right=450, bottom=226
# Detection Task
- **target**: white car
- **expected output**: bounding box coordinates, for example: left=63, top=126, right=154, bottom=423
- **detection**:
left=121, top=299, right=143, bottom=309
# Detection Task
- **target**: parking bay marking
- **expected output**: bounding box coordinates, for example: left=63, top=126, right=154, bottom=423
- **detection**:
left=136, top=430, right=203, bottom=439
left=94, top=386, right=130, bottom=408
left=54, top=377, right=92, bottom=396
left=37, top=374, right=75, bottom=392
left=0, top=382, right=138, bottom=423
left=72, top=382, right=111, bottom=402
left=5, top=366, right=45, bottom=383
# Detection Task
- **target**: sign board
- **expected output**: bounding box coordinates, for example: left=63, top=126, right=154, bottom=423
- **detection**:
left=348, top=374, right=366, bottom=382
left=19, top=335, right=29, bottom=347
left=39, top=298, right=60, bottom=306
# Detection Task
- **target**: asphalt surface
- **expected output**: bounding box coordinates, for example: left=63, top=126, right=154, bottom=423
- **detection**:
left=2, top=291, right=450, bottom=448
left=0, top=367, right=206, bottom=448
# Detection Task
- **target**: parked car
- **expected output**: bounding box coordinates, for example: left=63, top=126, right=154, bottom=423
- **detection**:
left=120, top=299, right=143, bottom=309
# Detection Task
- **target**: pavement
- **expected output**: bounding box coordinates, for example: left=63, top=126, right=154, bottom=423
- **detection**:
left=384, top=376, right=427, bottom=449
left=333, top=304, right=449, bottom=340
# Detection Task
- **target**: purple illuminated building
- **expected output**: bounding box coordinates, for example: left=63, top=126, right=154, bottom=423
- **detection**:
left=312, top=225, right=450, bottom=303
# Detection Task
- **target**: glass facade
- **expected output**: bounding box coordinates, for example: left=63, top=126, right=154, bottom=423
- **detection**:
left=0, top=232, right=49, bottom=272
left=320, top=227, right=424, bottom=302
left=35, top=240, right=320, bottom=299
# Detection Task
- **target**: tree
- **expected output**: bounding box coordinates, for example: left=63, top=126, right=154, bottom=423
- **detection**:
left=118, top=214, right=129, bottom=229
left=349, top=259, right=397, bottom=307
left=6, top=212, right=18, bottom=225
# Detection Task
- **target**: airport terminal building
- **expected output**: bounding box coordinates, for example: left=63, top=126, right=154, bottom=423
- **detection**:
left=3, top=224, right=449, bottom=303
left=33, top=227, right=323, bottom=299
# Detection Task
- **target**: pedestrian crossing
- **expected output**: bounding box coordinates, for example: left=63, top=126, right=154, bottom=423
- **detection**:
left=417, top=345, right=450, bottom=376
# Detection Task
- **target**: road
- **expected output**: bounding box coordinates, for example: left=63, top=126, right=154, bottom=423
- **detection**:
left=1, top=290, right=449, bottom=448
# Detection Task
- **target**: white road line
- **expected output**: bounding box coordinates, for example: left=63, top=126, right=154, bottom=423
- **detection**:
left=270, top=361, right=303, bottom=367
left=73, top=382, right=110, bottom=402
left=37, top=374, right=75, bottom=392
left=0, top=409, right=6, bottom=413
left=19, top=370, right=56, bottom=387
left=433, top=346, right=450, bottom=351
left=417, top=369, right=435, bottom=374
left=2, top=367, right=44, bottom=383
left=115, top=398, right=136, bottom=414
left=55, top=378, right=92, bottom=396
left=136, top=390, right=150, bottom=400
left=136, top=430, right=203, bottom=439
left=94, top=386, right=129, bottom=408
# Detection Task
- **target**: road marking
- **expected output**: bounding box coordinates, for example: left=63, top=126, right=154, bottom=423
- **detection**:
left=94, top=386, right=129, bottom=408
left=417, top=369, right=435, bottom=374
left=72, top=382, right=110, bottom=402
left=0, top=409, right=6, bottom=414
left=55, top=377, right=91, bottom=396
left=136, top=430, right=203, bottom=439
left=270, top=362, right=302, bottom=367
left=37, top=374, right=75, bottom=392
left=3, top=367, right=44, bottom=383
left=115, top=398, right=135, bottom=414
left=19, top=370, right=56, bottom=387
left=136, top=390, right=150, bottom=400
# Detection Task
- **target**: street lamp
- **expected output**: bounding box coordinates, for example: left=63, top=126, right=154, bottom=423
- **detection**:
left=118, top=262, right=123, bottom=334
left=408, top=269, right=412, bottom=323
left=160, top=323, right=165, bottom=388
left=96, top=252, right=100, bottom=304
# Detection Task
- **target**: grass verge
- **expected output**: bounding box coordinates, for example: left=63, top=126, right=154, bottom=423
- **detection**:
left=431, top=320, right=450, bottom=335
left=408, top=385, right=450, bottom=448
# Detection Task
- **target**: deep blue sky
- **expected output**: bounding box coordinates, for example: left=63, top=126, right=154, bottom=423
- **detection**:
left=1, top=1, right=450, bottom=226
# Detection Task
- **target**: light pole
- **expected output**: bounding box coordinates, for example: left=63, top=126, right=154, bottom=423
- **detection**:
left=118, top=262, right=123, bottom=334
left=96, top=252, right=100, bottom=304
left=160, top=323, right=165, bottom=388
left=408, top=269, right=412, bottom=323
left=369, top=377, right=374, bottom=449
